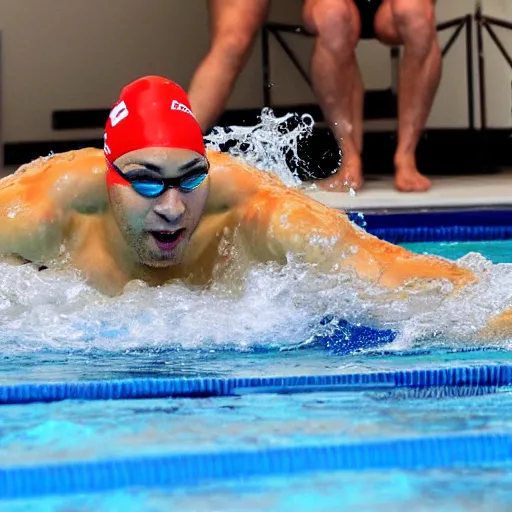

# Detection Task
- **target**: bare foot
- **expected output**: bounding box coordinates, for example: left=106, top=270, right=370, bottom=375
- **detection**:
left=394, top=158, right=432, bottom=192
left=316, top=158, right=364, bottom=192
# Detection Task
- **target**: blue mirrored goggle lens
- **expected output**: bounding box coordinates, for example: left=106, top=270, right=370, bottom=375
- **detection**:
left=179, top=172, right=208, bottom=191
left=130, top=172, right=208, bottom=197
left=131, top=181, right=165, bottom=198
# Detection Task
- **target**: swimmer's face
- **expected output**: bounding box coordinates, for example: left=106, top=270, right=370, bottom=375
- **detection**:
left=108, top=147, right=210, bottom=267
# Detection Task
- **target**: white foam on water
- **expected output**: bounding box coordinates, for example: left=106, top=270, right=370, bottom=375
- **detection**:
left=1, top=251, right=512, bottom=354
left=205, top=108, right=315, bottom=188
left=1, top=109, right=511, bottom=354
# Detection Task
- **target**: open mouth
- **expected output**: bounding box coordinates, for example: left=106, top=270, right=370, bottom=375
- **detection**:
left=150, top=228, right=185, bottom=250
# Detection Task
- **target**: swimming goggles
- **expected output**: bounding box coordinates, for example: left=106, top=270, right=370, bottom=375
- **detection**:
left=108, top=160, right=209, bottom=198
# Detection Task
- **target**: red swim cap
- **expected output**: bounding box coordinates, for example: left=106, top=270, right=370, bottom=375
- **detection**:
left=104, top=76, right=205, bottom=164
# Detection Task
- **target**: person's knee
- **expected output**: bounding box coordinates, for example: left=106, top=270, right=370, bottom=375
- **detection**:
left=391, top=0, right=436, bottom=47
left=211, top=29, right=258, bottom=68
left=304, top=0, right=359, bottom=52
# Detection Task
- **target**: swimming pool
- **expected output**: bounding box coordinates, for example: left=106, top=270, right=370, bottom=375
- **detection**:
left=2, top=208, right=512, bottom=511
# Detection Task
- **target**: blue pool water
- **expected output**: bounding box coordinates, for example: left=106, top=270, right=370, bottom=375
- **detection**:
left=4, top=466, right=512, bottom=512
left=2, top=239, right=512, bottom=510
left=402, top=239, right=512, bottom=264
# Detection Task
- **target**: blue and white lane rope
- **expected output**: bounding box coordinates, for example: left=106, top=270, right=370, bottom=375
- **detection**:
left=0, top=432, right=511, bottom=499
left=0, top=364, right=511, bottom=404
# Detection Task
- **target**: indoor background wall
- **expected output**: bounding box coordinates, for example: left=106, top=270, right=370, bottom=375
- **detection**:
left=0, top=0, right=508, bottom=148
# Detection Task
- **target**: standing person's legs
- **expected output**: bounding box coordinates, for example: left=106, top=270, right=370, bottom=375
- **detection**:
left=303, top=0, right=365, bottom=191
left=188, top=0, right=270, bottom=133
left=374, top=0, right=440, bottom=191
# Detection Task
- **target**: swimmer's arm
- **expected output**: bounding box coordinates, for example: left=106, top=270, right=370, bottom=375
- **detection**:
left=0, top=149, right=108, bottom=262
left=254, top=196, right=476, bottom=290
left=209, top=151, right=474, bottom=289
left=0, top=181, right=65, bottom=262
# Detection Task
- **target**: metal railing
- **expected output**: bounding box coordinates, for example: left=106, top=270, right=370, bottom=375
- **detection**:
left=475, top=1, right=512, bottom=131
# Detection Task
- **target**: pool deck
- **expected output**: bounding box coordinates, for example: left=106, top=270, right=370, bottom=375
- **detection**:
left=306, top=168, right=512, bottom=212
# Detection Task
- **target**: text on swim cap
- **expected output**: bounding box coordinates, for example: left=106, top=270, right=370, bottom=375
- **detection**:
left=170, top=100, right=194, bottom=117
left=109, top=101, right=129, bottom=127
left=104, top=133, right=111, bottom=156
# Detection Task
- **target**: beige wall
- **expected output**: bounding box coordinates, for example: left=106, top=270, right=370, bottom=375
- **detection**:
left=0, top=0, right=209, bottom=142
left=0, top=0, right=509, bottom=145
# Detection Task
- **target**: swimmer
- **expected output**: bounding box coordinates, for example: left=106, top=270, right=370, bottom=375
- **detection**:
left=0, top=76, right=510, bottom=335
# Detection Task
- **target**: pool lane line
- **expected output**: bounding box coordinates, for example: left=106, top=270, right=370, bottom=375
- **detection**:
left=347, top=210, right=512, bottom=243
left=0, top=364, right=511, bottom=404
left=369, top=225, right=512, bottom=243
left=0, top=432, right=511, bottom=499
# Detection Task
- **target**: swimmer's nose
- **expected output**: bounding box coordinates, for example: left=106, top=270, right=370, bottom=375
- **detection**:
left=153, top=188, right=186, bottom=223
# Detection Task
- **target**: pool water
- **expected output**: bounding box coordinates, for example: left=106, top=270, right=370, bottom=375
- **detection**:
left=4, top=467, right=512, bottom=512
left=401, top=239, right=512, bottom=264
left=2, top=239, right=512, bottom=510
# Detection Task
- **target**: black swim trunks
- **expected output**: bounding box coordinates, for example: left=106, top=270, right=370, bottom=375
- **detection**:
left=355, top=0, right=383, bottom=39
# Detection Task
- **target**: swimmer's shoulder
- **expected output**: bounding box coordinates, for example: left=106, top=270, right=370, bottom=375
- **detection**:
left=0, top=147, right=105, bottom=191
left=0, top=147, right=108, bottom=214
left=205, top=149, right=288, bottom=212
left=206, top=150, right=282, bottom=185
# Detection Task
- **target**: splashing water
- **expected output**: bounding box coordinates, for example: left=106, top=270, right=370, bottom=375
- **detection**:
left=1, top=250, right=512, bottom=354
left=1, top=109, right=512, bottom=355
left=206, top=108, right=358, bottom=195
left=205, top=108, right=315, bottom=188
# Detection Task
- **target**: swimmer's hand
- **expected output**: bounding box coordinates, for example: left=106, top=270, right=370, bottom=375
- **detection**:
left=478, top=309, right=512, bottom=339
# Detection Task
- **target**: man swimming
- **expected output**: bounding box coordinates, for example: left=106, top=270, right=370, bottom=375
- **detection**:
left=0, top=76, right=509, bottom=335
